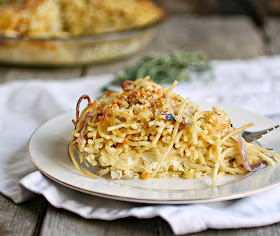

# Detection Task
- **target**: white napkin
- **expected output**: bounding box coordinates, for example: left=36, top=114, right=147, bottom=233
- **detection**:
left=1, top=56, right=280, bottom=235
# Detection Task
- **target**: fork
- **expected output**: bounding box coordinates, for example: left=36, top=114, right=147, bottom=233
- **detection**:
left=242, top=124, right=280, bottom=142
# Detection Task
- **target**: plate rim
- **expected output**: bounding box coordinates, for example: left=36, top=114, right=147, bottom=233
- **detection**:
left=27, top=103, right=280, bottom=204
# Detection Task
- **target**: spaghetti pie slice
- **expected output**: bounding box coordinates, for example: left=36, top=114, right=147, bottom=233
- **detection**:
left=69, top=77, right=280, bottom=186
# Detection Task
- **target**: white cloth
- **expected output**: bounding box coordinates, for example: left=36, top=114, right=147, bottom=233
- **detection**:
left=1, top=56, right=280, bottom=235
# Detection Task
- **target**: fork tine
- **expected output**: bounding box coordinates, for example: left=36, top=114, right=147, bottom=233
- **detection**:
left=242, top=124, right=279, bottom=142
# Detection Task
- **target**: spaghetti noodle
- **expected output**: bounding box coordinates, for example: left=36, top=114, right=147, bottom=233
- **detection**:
left=69, top=77, right=280, bottom=186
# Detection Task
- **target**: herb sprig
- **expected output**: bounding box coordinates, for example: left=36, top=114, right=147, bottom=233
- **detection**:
left=102, top=50, right=213, bottom=91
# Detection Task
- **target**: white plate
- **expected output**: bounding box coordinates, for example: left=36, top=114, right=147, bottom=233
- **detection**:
left=28, top=103, right=280, bottom=204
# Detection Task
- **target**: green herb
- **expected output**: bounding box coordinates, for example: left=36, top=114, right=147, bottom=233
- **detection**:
left=103, top=50, right=213, bottom=91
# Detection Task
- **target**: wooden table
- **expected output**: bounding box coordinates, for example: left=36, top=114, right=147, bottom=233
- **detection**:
left=1, top=15, right=280, bottom=236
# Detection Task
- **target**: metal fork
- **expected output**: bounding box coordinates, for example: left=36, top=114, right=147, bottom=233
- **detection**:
left=242, top=124, right=280, bottom=142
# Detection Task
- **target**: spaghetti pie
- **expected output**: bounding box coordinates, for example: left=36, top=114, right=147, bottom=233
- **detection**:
left=69, top=77, right=280, bottom=186
left=0, top=0, right=164, bottom=38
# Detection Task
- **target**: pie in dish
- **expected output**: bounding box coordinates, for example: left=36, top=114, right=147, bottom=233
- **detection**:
left=0, top=0, right=164, bottom=38
left=69, top=77, right=280, bottom=186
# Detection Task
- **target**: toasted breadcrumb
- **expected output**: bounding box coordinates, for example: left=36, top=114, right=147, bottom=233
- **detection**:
left=0, top=0, right=164, bottom=38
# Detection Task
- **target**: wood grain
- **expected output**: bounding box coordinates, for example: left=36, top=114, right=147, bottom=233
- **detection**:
left=38, top=204, right=280, bottom=236
left=150, top=16, right=265, bottom=59
left=0, top=195, right=47, bottom=236
left=40, top=205, right=170, bottom=236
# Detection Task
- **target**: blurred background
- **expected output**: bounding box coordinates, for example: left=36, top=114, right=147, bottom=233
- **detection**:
left=2, top=2, right=280, bottom=235
left=156, top=0, right=280, bottom=16
left=0, top=0, right=279, bottom=77
left=79, top=0, right=280, bottom=76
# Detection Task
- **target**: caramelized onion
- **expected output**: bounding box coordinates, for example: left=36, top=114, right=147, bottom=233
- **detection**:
left=97, top=106, right=108, bottom=124
left=74, top=113, right=93, bottom=146
left=74, top=94, right=91, bottom=127
left=236, top=133, right=267, bottom=171
left=122, top=80, right=136, bottom=88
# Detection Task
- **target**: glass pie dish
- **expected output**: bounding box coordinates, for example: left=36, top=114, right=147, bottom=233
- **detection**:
left=0, top=20, right=163, bottom=67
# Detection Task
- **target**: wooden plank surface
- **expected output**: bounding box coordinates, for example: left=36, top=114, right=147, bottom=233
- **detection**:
left=40, top=205, right=169, bottom=236
left=0, top=195, right=47, bottom=236
left=148, top=16, right=264, bottom=59
left=86, top=16, right=265, bottom=77
left=39, top=204, right=280, bottom=236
